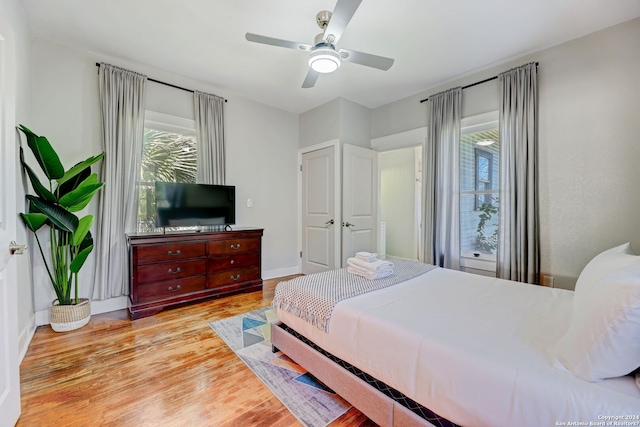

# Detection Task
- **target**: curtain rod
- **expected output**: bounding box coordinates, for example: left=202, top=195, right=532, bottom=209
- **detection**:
left=95, top=63, right=227, bottom=102
left=419, top=62, right=538, bottom=104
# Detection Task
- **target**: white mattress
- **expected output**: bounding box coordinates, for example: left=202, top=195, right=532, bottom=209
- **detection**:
left=277, top=267, right=640, bottom=427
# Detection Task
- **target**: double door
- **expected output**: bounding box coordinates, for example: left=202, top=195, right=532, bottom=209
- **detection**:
left=300, top=143, right=378, bottom=274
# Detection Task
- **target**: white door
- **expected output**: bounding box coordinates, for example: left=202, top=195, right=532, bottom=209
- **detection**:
left=0, top=21, right=22, bottom=427
left=342, top=144, right=378, bottom=266
left=301, top=146, right=338, bottom=274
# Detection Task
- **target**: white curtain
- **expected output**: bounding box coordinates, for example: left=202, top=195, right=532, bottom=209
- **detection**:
left=423, top=87, right=462, bottom=269
left=497, top=62, right=540, bottom=283
left=193, top=91, right=225, bottom=184
left=92, top=63, right=146, bottom=299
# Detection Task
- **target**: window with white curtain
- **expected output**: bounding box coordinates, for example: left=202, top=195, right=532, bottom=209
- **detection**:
left=137, top=111, right=197, bottom=232
left=459, top=112, right=499, bottom=274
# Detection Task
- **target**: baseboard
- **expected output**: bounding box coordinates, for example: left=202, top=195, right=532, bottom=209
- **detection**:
left=263, top=266, right=300, bottom=280
left=34, top=296, right=130, bottom=326
left=34, top=309, right=48, bottom=326
left=18, top=316, right=37, bottom=363
left=91, top=296, right=130, bottom=315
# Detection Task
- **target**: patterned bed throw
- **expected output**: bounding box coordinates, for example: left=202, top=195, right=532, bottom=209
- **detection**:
left=273, top=259, right=437, bottom=332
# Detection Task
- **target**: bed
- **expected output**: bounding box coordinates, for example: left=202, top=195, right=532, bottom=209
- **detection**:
left=271, top=248, right=640, bottom=427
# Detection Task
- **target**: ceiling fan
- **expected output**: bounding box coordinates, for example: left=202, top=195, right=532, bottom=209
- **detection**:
left=245, top=0, right=394, bottom=88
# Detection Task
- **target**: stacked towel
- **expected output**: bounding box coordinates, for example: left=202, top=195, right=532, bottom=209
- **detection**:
left=348, top=257, right=393, bottom=271
left=355, top=251, right=378, bottom=262
left=347, top=256, right=394, bottom=280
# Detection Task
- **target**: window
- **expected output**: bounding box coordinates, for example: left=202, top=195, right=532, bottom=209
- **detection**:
left=137, top=112, right=197, bottom=233
left=475, top=149, right=494, bottom=209
left=460, top=115, right=499, bottom=257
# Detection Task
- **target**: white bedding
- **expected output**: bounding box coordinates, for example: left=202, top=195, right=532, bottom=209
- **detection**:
left=277, top=267, right=640, bottom=427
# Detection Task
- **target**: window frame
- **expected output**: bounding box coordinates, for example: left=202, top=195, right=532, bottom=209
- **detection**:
left=145, top=111, right=197, bottom=138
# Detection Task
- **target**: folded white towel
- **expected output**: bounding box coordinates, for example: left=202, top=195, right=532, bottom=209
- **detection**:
left=347, top=257, right=393, bottom=272
left=347, top=266, right=393, bottom=280
left=355, top=251, right=378, bottom=262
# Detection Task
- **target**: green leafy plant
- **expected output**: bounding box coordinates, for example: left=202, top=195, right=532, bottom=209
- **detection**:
left=18, top=125, right=105, bottom=305
left=140, top=129, right=197, bottom=184
left=137, top=129, right=198, bottom=232
left=475, top=201, right=499, bottom=254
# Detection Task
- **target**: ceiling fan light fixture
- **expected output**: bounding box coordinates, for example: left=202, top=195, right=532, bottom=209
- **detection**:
left=245, top=1, right=395, bottom=88
left=308, top=47, right=341, bottom=73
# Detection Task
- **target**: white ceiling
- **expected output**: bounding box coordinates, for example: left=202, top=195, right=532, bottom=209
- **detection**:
left=23, top=0, right=640, bottom=114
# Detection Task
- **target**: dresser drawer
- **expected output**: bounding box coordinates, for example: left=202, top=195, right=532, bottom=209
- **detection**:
left=208, top=238, right=260, bottom=255
left=137, top=259, right=206, bottom=284
left=207, top=266, right=260, bottom=289
left=136, top=276, right=206, bottom=303
left=136, top=242, right=206, bottom=264
left=208, top=251, right=260, bottom=273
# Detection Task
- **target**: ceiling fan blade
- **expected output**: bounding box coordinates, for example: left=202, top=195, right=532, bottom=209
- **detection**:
left=323, top=0, right=362, bottom=45
left=340, top=48, right=394, bottom=71
left=302, top=70, right=320, bottom=88
left=245, top=33, right=312, bottom=51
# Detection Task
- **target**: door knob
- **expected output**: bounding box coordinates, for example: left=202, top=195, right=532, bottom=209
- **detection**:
left=9, top=241, right=27, bottom=255
left=325, top=219, right=334, bottom=225
left=343, top=222, right=355, bottom=227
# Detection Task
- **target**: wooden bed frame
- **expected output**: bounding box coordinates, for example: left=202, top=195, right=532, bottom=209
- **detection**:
left=271, top=322, right=452, bottom=427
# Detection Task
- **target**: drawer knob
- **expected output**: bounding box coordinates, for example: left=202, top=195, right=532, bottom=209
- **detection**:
left=168, top=267, right=181, bottom=274
left=168, top=250, right=181, bottom=256
left=230, top=274, right=241, bottom=281
left=230, top=259, right=235, bottom=265
left=230, top=243, right=241, bottom=250
left=168, top=285, right=181, bottom=292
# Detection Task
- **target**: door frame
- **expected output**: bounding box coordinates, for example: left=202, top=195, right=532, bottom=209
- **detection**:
left=298, top=139, right=342, bottom=273
left=372, top=127, right=427, bottom=262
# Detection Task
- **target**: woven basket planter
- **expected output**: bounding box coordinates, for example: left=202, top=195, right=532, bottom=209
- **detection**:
left=50, top=298, right=91, bottom=332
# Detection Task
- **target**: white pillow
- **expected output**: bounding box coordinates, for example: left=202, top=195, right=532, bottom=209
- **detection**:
left=572, top=243, right=636, bottom=310
left=554, top=258, right=640, bottom=381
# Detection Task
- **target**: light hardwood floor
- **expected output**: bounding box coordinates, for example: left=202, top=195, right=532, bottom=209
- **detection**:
left=18, top=277, right=376, bottom=427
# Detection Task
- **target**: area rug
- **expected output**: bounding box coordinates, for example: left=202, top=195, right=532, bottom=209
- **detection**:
left=209, top=307, right=351, bottom=427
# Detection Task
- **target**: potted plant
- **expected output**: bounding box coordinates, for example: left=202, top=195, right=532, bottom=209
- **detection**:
left=18, top=125, right=105, bottom=332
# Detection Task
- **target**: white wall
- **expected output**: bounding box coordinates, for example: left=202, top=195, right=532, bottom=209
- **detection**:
left=371, top=17, right=640, bottom=289
left=338, top=98, right=371, bottom=147
left=225, top=96, right=299, bottom=275
left=27, top=38, right=300, bottom=319
left=299, top=98, right=340, bottom=148
left=299, top=97, right=371, bottom=148
left=537, top=17, right=640, bottom=289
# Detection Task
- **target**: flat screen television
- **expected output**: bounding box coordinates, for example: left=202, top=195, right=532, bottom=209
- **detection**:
left=155, top=182, right=236, bottom=228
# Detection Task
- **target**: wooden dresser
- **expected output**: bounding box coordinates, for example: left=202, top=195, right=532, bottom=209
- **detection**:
left=127, top=228, right=263, bottom=319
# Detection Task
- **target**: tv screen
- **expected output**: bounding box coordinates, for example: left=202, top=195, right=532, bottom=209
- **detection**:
left=155, top=182, right=236, bottom=228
